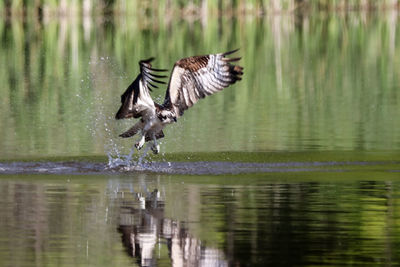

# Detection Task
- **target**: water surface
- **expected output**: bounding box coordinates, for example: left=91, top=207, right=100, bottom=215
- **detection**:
left=1, top=168, right=400, bottom=266
left=1, top=10, right=400, bottom=267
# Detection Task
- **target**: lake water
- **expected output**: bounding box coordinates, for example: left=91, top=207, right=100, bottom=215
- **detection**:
left=1, top=11, right=400, bottom=266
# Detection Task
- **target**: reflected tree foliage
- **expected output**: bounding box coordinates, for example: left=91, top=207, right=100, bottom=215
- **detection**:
left=117, top=188, right=227, bottom=266
left=1, top=0, right=400, bottom=17
left=109, top=174, right=400, bottom=266
left=0, top=173, right=400, bottom=266
left=1, top=11, right=400, bottom=158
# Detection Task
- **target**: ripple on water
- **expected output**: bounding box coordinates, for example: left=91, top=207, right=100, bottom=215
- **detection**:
left=0, top=160, right=397, bottom=175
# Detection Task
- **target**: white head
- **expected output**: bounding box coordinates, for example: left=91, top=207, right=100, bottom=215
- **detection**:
left=158, top=109, right=177, bottom=124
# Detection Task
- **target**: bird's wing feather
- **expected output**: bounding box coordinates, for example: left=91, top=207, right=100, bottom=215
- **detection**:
left=163, top=49, right=243, bottom=117
left=139, top=58, right=168, bottom=92
left=115, top=58, right=167, bottom=120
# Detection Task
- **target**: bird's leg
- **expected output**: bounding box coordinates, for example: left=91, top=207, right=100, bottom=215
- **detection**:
left=135, top=134, right=146, bottom=150
left=135, top=121, right=154, bottom=151
left=150, top=133, right=160, bottom=154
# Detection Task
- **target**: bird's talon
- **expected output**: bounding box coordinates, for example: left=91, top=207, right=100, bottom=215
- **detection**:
left=151, top=145, right=160, bottom=154
left=135, top=142, right=142, bottom=150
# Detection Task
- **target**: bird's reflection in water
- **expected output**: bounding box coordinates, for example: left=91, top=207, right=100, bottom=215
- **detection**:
left=117, top=188, right=227, bottom=267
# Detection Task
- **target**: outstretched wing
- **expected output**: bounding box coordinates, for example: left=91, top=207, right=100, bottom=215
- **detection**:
left=162, top=49, right=243, bottom=117
left=115, top=58, right=167, bottom=120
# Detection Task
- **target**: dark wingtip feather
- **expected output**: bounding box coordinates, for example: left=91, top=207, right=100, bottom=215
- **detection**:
left=119, top=132, right=132, bottom=138
left=232, top=65, right=244, bottom=75
left=144, top=71, right=168, bottom=79
left=146, top=74, right=168, bottom=82
left=148, top=67, right=168, bottom=72
left=148, top=73, right=168, bottom=79
left=139, top=57, right=168, bottom=90
left=151, top=79, right=167, bottom=84
left=233, top=65, right=243, bottom=72
left=148, top=82, right=158, bottom=89
left=222, top=48, right=240, bottom=56
left=144, top=73, right=167, bottom=85
left=140, top=57, right=155, bottom=64
left=223, top=57, right=241, bottom=62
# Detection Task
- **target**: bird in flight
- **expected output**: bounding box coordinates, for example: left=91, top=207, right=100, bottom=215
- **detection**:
left=115, top=49, right=243, bottom=154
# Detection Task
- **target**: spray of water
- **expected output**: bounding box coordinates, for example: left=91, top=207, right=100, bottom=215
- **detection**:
left=106, top=142, right=153, bottom=169
left=80, top=56, right=156, bottom=169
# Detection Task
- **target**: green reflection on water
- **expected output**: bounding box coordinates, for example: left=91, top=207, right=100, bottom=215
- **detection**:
left=1, top=13, right=400, bottom=159
left=1, top=171, right=400, bottom=266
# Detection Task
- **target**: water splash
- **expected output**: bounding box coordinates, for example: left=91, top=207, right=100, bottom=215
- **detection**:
left=106, top=144, right=130, bottom=168
left=77, top=56, right=163, bottom=169
left=106, top=142, right=153, bottom=169
left=79, top=56, right=140, bottom=168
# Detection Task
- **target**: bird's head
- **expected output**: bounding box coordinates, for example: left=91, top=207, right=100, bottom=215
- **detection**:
left=158, top=110, right=177, bottom=124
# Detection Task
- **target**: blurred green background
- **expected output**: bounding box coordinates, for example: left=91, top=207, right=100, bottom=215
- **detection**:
left=0, top=1, right=400, bottom=159
left=1, top=0, right=400, bottom=16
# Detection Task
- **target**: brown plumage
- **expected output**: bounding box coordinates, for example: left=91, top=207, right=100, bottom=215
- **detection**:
left=163, top=49, right=243, bottom=117
left=115, top=49, right=243, bottom=154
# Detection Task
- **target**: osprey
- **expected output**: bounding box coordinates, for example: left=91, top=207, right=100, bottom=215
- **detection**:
left=115, top=49, right=243, bottom=154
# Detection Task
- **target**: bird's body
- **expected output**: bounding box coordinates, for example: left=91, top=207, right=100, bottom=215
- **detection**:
left=115, top=50, right=243, bottom=154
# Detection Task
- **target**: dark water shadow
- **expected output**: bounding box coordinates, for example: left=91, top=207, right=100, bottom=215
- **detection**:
left=0, top=160, right=398, bottom=175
